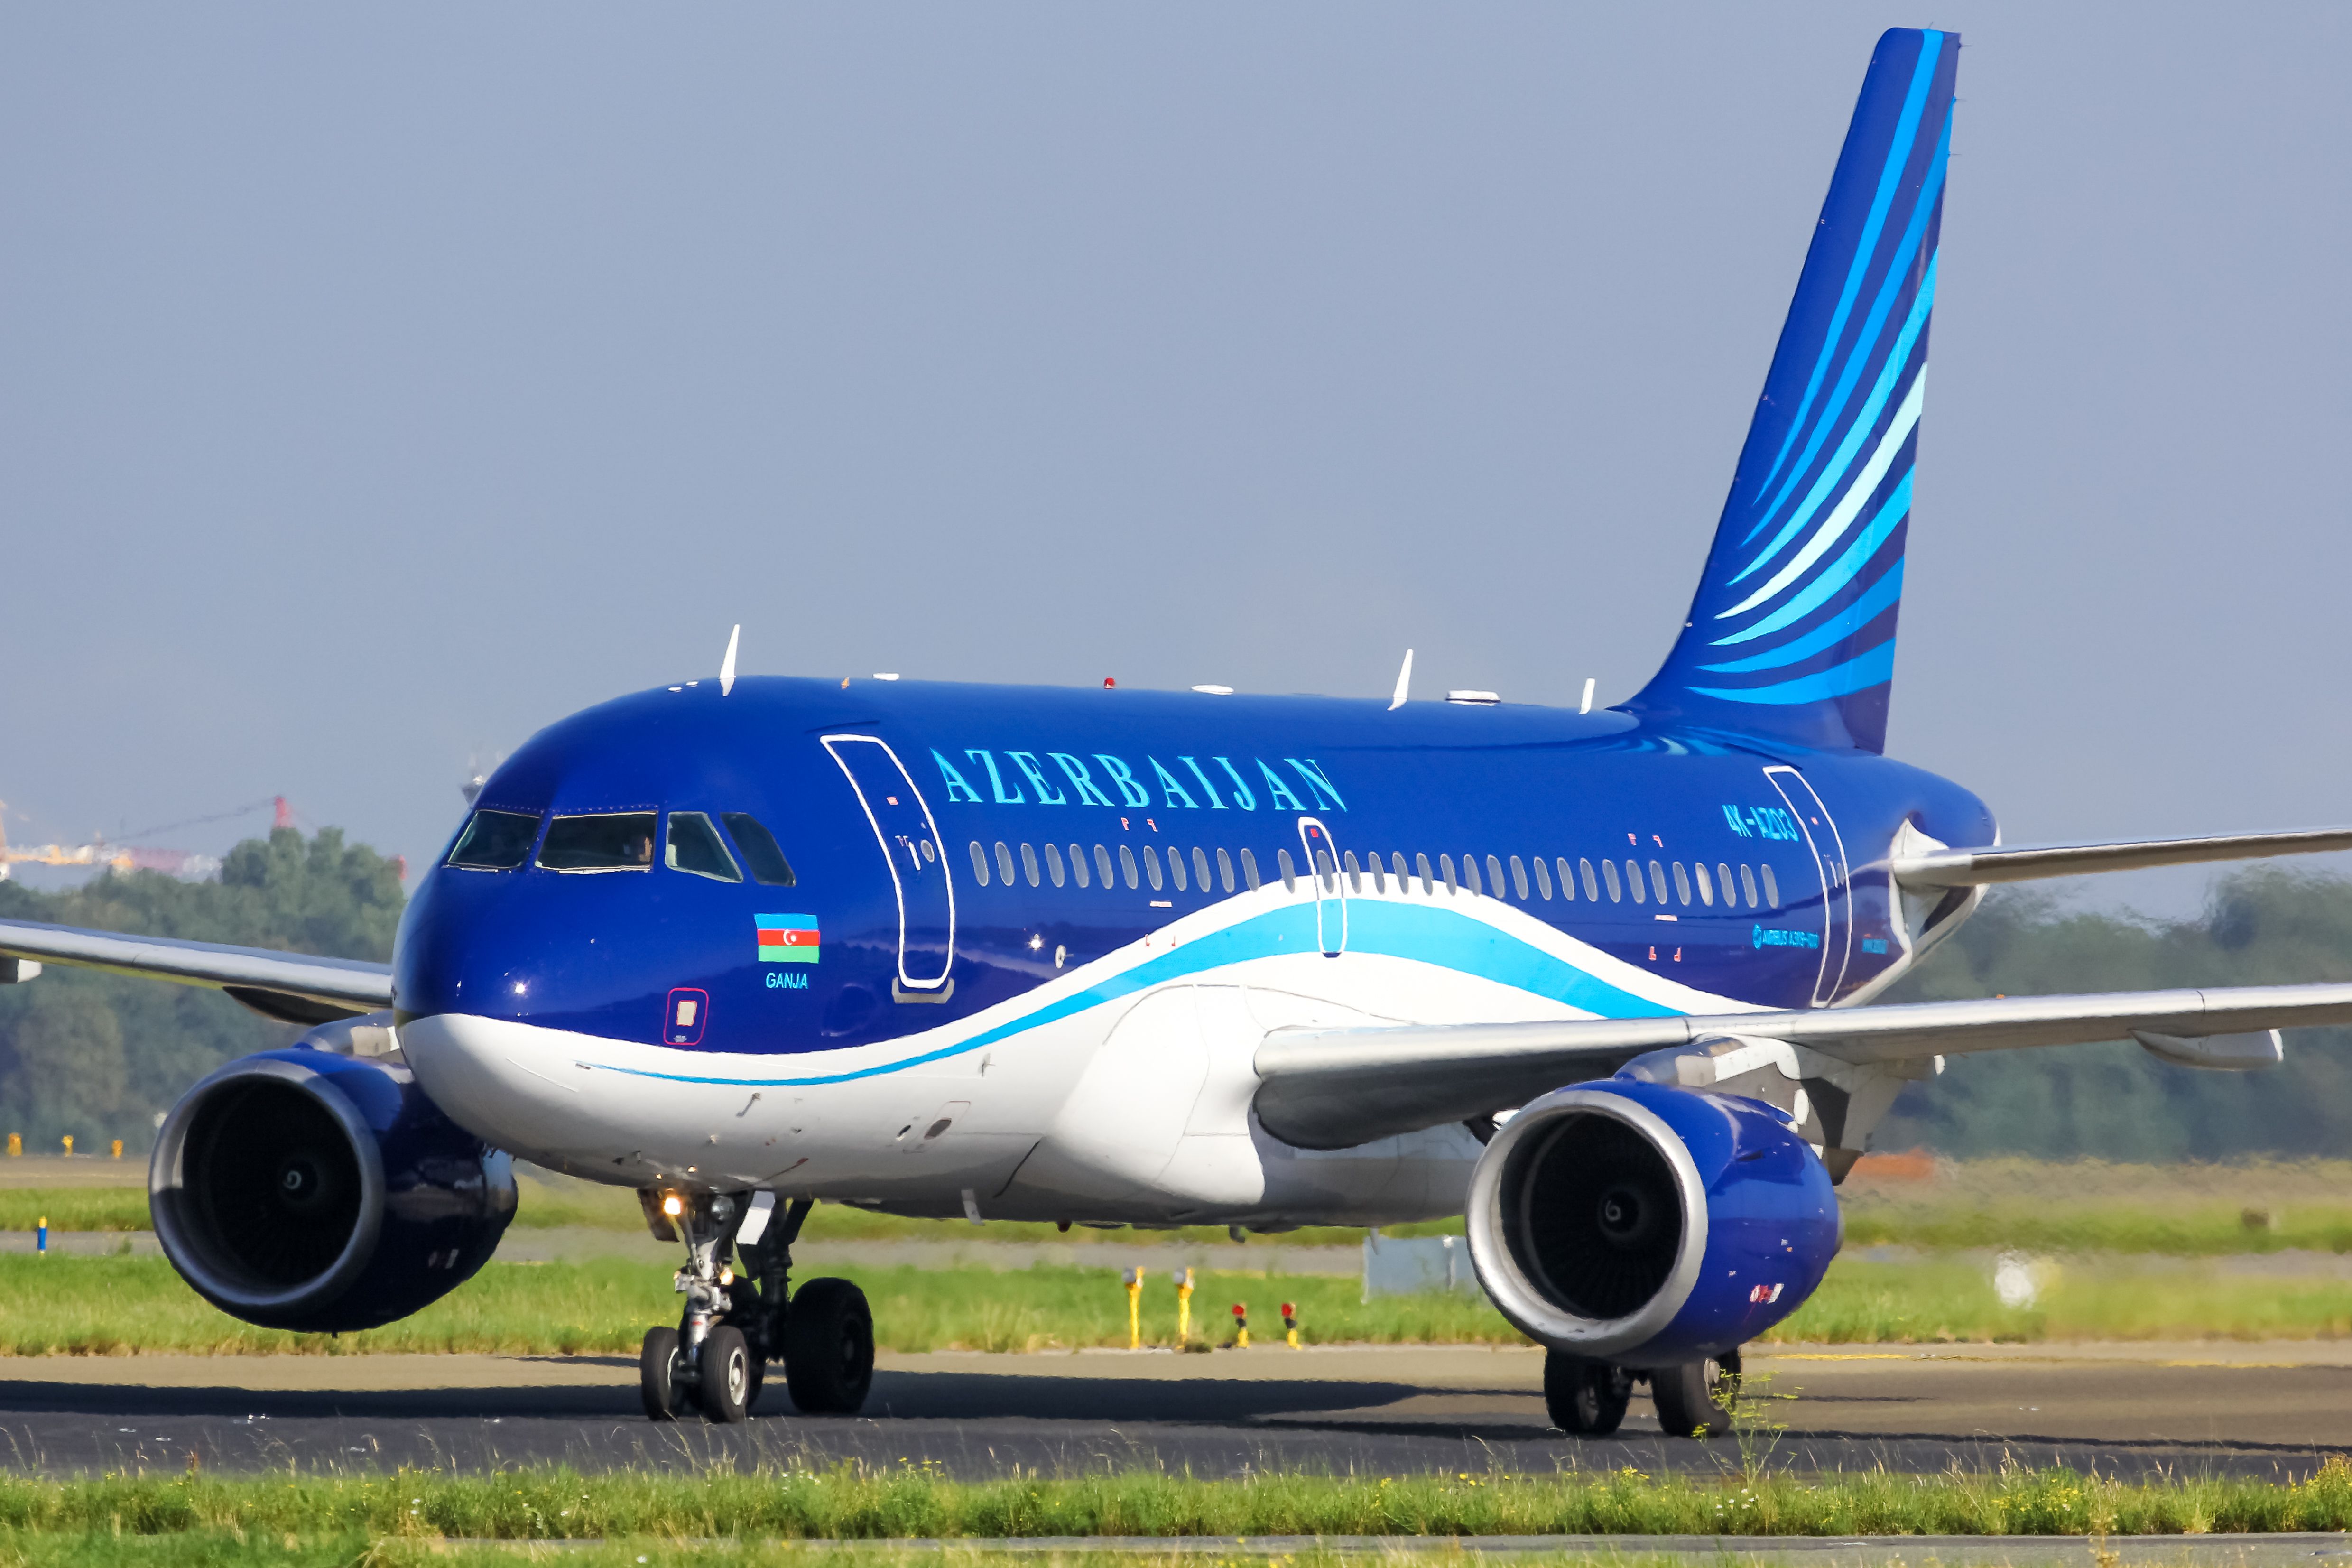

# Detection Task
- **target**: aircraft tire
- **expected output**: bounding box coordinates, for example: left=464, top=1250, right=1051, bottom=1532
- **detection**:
left=639, top=1326, right=688, bottom=1422
left=781, top=1277, right=875, bottom=1415
left=1650, top=1348, right=1741, bottom=1438
left=1543, top=1349, right=1632, bottom=1436
left=698, top=1326, right=754, bottom=1424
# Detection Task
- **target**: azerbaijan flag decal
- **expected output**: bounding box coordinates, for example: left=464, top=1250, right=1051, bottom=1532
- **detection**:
left=756, top=914, right=820, bottom=964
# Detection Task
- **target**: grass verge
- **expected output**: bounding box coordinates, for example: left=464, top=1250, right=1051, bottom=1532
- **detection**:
left=5, top=1250, right=2352, bottom=1356
left=1, top=1460, right=2351, bottom=1539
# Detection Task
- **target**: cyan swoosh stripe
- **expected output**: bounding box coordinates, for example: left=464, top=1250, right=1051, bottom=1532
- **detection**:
left=1720, top=367, right=1924, bottom=617
left=1746, top=31, right=1944, bottom=514
left=1728, top=259, right=1935, bottom=589
left=1698, top=559, right=1904, bottom=673
left=1712, top=473, right=1911, bottom=647
left=1753, top=109, right=1951, bottom=532
left=590, top=899, right=1683, bottom=1088
left=1690, top=639, right=1897, bottom=705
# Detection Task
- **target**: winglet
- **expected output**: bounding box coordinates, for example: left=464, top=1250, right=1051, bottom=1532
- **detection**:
left=719, top=625, right=740, bottom=696
left=1389, top=649, right=1413, bottom=711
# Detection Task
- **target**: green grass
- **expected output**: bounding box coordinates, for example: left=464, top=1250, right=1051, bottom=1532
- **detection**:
left=0, top=1460, right=2351, bottom=1541
left=0, top=1254, right=1509, bottom=1355
left=0, top=1175, right=1469, bottom=1244
left=5, top=1250, right=2352, bottom=1356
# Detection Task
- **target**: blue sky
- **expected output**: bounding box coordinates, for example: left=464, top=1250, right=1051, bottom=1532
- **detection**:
left=2, top=4, right=2346, bottom=914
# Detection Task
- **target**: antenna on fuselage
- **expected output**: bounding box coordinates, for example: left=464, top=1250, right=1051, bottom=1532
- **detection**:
left=1579, top=677, right=1595, bottom=714
left=720, top=624, right=741, bottom=696
left=1389, top=649, right=1413, bottom=711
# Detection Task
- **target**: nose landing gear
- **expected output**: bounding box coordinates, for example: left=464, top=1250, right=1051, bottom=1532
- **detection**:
left=636, top=1189, right=874, bottom=1423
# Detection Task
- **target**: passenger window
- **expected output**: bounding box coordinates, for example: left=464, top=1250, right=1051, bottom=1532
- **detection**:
left=1717, top=863, right=1733, bottom=906
left=1671, top=862, right=1691, bottom=905
left=1169, top=846, right=1188, bottom=891
left=1192, top=846, right=1211, bottom=891
left=1277, top=848, right=1297, bottom=891
left=1416, top=852, right=1435, bottom=894
left=1342, top=849, right=1361, bottom=892
left=446, top=809, right=540, bottom=871
left=720, top=814, right=798, bottom=887
left=1144, top=845, right=1164, bottom=891
left=1740, top=864, right=1759, bottom=907
left=1602, top=859, right=1623, bottom=902
left=1648, top=860, right=1667, bottom=903
left=1021, top=842, right=1041, bottom=888
left=995, top=842, right=1016, bottom=885
left=1117, top=844, right=1138, bottom=889
left=1695, top=862, right=1713, bottom=906
left=1095, top=844, right=1115, bottom=887
left=538, top=812, right=658, bottom=872
left=1390, top=852, right=1409, bottom=891
left=1315, top=847, right=1338, bottom=892
left=1530, top=855, right=1549, bottom=900
left=1762, top=863, right=1780, bottom=906
left=1580, top=857, right=1599, bottom=900
left=1441, top=854, right=1459, bottom=894
left=968, top=841, right=991, bottom=886
left=1461, top=854, right=1482, bottom=895
left=1623, top=860, right=1644, bottom=903
left=1241, top=847, right=1261, bottom=891
left=1071, top=844, right=1091, bottom=889
left=665, top=812, right=743, bottom=882
left=1218, top=847, right=1236, bottom=892
left=1046, top=842, right=1066, bottom=887
left=1496, top=855, right=1516, bottom=899
left=1552, top=857, right=1573, bottom=901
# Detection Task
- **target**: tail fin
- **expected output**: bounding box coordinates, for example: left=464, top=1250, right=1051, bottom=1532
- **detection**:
left=1626, top=28, right=1956, bottom=754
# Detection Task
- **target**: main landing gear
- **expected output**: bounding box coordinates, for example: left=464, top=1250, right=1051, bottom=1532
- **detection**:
left=1544, top=1346, right=1741, bottom=1438
left=638, top=1190, right=875, bottom=1423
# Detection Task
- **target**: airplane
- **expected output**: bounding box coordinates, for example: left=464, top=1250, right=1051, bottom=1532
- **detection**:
left=8, top=25, right=2352, bottom=1438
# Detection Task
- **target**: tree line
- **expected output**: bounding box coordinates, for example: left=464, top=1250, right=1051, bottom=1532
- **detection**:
left=0, top=826, right=2346, bottom=1159
left=0, top=827, right=404, bottom=1155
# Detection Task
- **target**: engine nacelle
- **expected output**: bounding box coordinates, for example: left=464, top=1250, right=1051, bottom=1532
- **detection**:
left=150, top=1048, right=516, bottom=1333
left=1464, top=1078, right=1839, bottom=1365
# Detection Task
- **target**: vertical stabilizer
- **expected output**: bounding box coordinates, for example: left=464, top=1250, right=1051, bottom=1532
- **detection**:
left=1625, top=29, right=1956, bottom=753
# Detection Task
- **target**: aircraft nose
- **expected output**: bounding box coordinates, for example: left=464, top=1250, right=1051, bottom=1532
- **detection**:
left=393, top=873, right=540, bottom=1023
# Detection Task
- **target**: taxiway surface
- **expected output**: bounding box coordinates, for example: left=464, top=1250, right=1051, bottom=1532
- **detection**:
left=1, top=1342, right=2347, bottom=1478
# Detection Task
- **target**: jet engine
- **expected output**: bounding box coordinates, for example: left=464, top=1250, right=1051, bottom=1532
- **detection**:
left=1464, top=1077, right=1839, bottom=1366
left=150, top=1048, right=515, bottom=1333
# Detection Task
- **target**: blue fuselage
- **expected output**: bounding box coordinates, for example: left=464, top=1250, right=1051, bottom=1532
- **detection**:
left=394, top=677, right=1995, bottom=1058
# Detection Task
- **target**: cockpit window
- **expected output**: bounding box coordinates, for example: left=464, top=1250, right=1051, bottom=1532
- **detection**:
left=665, top=812, right=743, bottom=882
left=721, top=812, right=797, bottom=887
left=445, top=809, right=540, bottom=871
left=537, top=812, right=658, bottom=872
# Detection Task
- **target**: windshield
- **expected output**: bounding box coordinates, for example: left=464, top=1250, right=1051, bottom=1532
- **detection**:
left=721, top=812, right=797, bottom=886
left=665, top=812, right=742, bottom=882
left=445, top=809, right=540, bottom=871
left=537, top=812, right=658, bottom=872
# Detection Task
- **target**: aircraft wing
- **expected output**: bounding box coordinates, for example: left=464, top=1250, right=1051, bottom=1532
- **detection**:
left=1890, top=827, right=2352, bottom=888
left=1251, top=982, right=2352, bottom=1149
left=0, top=917, right=391, bottom=1024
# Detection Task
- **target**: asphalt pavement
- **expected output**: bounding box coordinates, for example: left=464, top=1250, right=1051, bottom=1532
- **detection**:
left=1, top=1342, right=2346, bottom=1479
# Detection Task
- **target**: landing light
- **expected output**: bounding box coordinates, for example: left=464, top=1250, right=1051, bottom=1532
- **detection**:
left=661, top=1194, right=683, bottom=1218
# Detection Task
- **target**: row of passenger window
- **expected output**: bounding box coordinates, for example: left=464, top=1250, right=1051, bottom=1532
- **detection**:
left=966, top=837, right=1781, bottom=911
left=446, top=807, right=798, bottom=886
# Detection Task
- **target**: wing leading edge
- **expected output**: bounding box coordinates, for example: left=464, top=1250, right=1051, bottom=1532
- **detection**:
left=1251, top=983, right=2352, bottom=1150
left=1891, top=827, right=2352, bottom=888
left=0, top=917, right=391, bottom=1024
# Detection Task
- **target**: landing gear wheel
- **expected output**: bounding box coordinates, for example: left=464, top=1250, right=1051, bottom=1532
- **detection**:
left=698, top=1326, right=753, bottom=1423
left=1543, top=1349, right=1632, bottom=1436
left=1650, top=1347, right=1742, bottom=1438
left=781, top=1277, right=875, bottom=1415
left=639, top=1326, right=688, bottom=1421
left=745, top=1354, right=765, bottom=1412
